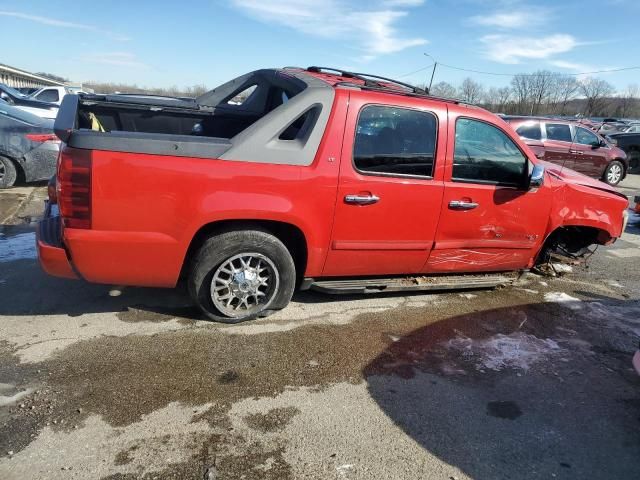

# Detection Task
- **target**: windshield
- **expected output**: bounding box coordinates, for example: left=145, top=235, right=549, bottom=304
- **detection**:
left=0, top=84, right=26, bottom=98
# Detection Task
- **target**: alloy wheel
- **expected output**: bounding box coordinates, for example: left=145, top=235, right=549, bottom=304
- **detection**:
left=607, top=164, right=622, bottom=184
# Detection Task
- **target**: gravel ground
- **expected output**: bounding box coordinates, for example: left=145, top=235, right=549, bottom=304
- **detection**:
left=0, top=176, right=639, bottom=480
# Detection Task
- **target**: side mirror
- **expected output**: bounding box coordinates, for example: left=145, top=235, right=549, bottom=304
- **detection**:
left=529, top=164, right=545, bottom=189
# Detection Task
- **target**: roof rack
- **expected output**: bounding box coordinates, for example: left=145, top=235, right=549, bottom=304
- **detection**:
left=298, top=66, right=461, bottom=105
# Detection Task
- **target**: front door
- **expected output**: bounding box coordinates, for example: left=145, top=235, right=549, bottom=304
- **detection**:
left=427, top=115, right=553, bottom=273
left=322, top=94, right=447, bottom=277
left=571, top=126, right=607, bottom=177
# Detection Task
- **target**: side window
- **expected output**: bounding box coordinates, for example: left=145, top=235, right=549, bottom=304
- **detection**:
left=353, top=105, right=437, bottom=177
left=545, top=123, right=572, bottom=142
left=226, top=85, right=257, bottom=105
left=453, top=118, right=527, bottom=186
left=574, top=127, right=599, bottom=146
left=36, top=89, right=59, bottom=103
left=515, top=122, right=541, bottom=140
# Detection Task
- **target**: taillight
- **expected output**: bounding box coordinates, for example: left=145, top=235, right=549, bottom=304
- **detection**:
left=57, top=147, right=91, bottom=229
left=25, top=133, right=61, bottom=144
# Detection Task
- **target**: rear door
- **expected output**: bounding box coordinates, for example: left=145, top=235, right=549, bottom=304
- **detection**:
left=322, top=92, right=446, bottom=276
left=427, top=113, right=553, bottom=273
left=571, top=126, right=608, bottom=177
left=542, top=122, right=574, bottom=169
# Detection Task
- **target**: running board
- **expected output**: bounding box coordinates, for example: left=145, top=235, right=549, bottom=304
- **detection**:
left=308, top=274, right=514, bottom=295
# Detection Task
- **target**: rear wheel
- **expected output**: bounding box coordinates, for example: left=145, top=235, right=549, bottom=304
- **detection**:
left=0, top=156, right=17, bottom=189
left=188, top=230, right=296, bottom=323
left=603, top=160, right=624, bottom=186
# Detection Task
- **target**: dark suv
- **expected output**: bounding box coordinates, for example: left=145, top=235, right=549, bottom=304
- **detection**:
left=505, top=117, right=628, bottom=186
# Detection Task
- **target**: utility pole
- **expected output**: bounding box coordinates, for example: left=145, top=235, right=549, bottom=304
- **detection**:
left=423, top=53, right=437, bottom=93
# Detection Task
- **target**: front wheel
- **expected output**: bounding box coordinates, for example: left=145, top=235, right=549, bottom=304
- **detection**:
left=603, top=160, right=624, bottom=186
left=188, top=230, right=296, bottom=323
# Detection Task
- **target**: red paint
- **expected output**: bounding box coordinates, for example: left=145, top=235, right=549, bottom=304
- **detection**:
left=38, top=71, right=628, bottom=288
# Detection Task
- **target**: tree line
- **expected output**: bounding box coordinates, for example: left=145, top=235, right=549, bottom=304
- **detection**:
left=82, top=81, right=209, bottom=98
left=422, top=71, right=640, bottom=118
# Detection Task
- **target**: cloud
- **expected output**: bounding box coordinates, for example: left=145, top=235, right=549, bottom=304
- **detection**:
left=480, top=34, right=579, bottom=64
left=229, top=0, right=427, bottom=60
left=470, top=11, right=532, bottom=29
left=81, top=52, right=148, bottom=69
left=0, top=10, right=130, bottom=41
left=549, top=60, right=592, bottom=71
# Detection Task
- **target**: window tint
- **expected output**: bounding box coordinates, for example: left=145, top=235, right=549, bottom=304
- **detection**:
left=453, top=118, right=527, bottom=185
left=545, top=123, right=572, bottom=142
left=515, top=122, right=541, bottom=140
left=353, top=105, right=437, bottom=177
left=36, top=89, right=59, bottom=103
left=574, top=127, right=599, bottom=146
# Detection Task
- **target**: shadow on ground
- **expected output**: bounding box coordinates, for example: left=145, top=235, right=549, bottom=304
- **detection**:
left=364, top=301, right=640, bottom=480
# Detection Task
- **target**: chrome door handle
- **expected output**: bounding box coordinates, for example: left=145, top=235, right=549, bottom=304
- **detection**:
left=449, top=200, right=479, bottom=210
left=344, top=194, right=380, bottom=205
left=569, top=150, right=583, bottom=155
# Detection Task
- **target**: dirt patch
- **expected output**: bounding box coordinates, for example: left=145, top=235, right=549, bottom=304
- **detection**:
left=244, top=407, right=300, bottom=433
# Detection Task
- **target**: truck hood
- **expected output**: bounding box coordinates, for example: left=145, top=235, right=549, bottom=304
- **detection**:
left=541, top=161, right=628, bottom=200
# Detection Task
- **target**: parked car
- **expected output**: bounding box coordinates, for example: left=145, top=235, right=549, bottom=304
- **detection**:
left=0, top=83, right=59, bottom=119
left=37, top=67, right=629, bottom=322
left=0, top=100, right=60, bottom=188
left=505, top=116, right=628, bottom=186
left=29, top=86, right=86, bottom=106
left=606, top=132, right=640, bottom=173
left=597, top=122, right=628, bottom=136
left=620, top=124, right=640, bottom=134
left=634, top=344, right=640, bottom=375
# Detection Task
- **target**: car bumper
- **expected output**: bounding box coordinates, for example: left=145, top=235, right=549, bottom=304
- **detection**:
left=36, top=203, right=78, bottom=280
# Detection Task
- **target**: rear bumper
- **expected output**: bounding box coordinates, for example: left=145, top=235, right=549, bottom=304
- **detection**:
left=36, top=204, right=78, bottom=280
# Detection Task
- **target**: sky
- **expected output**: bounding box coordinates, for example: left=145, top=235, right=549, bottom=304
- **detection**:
left=1, top=0, right=639, bottom=92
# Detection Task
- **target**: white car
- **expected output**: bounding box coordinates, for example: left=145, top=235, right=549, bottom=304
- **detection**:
left=29, top=86, right=86, bottom=106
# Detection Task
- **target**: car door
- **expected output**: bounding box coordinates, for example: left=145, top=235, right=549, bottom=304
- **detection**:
left=542, top=122, right=574, bottom=169
left=571, top=126, right=608, bottom=177
left=426, top=114, right=553, bottom=273
left=322, top=92, right=447, bottom=276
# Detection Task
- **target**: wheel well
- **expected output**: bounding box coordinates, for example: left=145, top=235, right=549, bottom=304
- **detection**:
left=0, top=155, right=25, bottom=184
left=535, top=225, right=610, bottom=265
left=181, top=219, right=308, bottom=282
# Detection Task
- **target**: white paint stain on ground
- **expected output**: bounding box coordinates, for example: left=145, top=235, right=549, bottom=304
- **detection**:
left=0, top=232, right=36, bottom=262
left=459, top=293, right=478, bottom=299
left=551, top=263, right=573, bottom=273
left=446, top=332, right=563, bottom=371
left=544, top=292, right=582, bottom=310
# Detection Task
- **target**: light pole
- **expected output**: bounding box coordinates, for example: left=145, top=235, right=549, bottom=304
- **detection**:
left=423, top=52, right=437, bottom=93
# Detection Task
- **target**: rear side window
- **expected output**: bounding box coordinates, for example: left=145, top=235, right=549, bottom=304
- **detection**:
left=546, top=123, right=572, bottom=142
left=453, top=118, right=527, bottom=186
left=36, top=89, right=59, bottom=103
left=515, top=122, right=541, bottom=140
left=353, top=105, right=437, bottom=178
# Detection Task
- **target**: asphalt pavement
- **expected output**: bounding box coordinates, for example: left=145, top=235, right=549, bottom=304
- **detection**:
left=0, top=176, right=639, bottom=480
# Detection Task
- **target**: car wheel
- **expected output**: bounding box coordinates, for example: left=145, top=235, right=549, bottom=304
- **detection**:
left=0, top=156, right=17, bottom=189
left=188, top=229, right=296, bottom=323
left=603, top=160, right=624, bottom=186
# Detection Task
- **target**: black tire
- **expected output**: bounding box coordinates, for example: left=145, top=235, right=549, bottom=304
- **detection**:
left=188, top=229, right=296, bottom=323
left=0, top=156, right=17, bottom=189
left=603, top=160, right=624, bottom=186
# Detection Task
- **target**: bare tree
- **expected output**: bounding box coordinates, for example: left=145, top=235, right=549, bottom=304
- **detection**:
left=551, top=75, right=580, bottom=115
left=429, top=81, right=457, bottom=98
left=458, top=77, right=484, bottom=104
left=580, top=77, right=615, bottom=116
left=619, top=84, right=639, bottom=118
left=528, top=71, right=555, bottom=115
left=510, top=74, right=534, bottom=115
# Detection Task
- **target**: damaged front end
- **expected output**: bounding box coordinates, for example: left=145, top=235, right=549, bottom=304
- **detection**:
left=533, top=226, right=608, bottom=276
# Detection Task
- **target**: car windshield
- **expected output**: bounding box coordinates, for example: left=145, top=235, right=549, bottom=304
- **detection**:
left=0, top=84, right=26, bottom=98
left=0, top=101, right=49, bottom=126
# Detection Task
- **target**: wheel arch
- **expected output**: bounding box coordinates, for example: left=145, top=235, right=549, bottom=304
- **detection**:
left=0, top=154, right=25, bottom=185
left=180, top=219, right=308, bottom=283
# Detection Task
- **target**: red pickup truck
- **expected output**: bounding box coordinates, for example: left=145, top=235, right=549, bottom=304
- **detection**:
left=37, top=67, right=629, bottom=322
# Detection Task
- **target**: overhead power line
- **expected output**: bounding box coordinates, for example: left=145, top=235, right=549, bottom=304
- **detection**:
left=399, top=62, right=640, bottom=79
